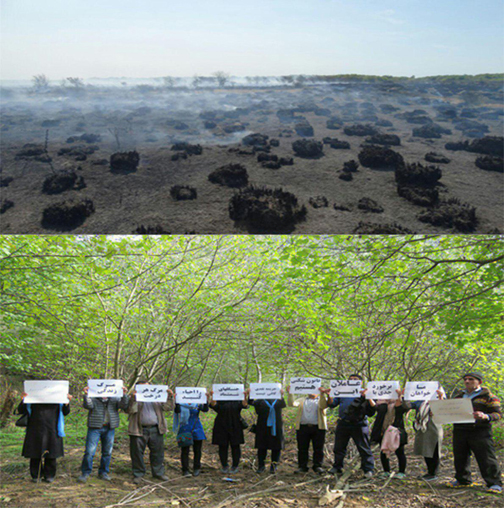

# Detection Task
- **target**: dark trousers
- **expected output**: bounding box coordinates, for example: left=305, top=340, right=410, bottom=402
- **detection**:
left=296, top=424, right=326, bottom=470
left=453, top=426, right=502, bottom=487
left=30, top=458, right=57, bottom=480
left=333, top=420, right=374, bottom=473
left=258, top=448, right=281, bottom=467
left=380, top=445, right=406, bottom=473
left=218, top=444, right=241, bottom=468
left=181, top=440, right=203, bottom=472
left=424, top=444, right=440, bottom=476
left=130, top=425, right=165, bottom=478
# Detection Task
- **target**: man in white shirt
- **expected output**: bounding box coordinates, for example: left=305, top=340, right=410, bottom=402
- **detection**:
left=287, top=386, right=329, bottom=473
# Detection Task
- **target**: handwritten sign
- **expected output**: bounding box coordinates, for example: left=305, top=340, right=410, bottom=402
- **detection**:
left=135, top=384, right=169, bottom=403
left=24, top=380, right=69, bottom=404
left=250, top=383, right=282, bottom=400
left=365, top=381, right=400, bottom=400
left=290, top=377, right=322, bottom=395
left=213, top=384, right=244, bottom=401
left=404, top=381, right=439, bottom=401
left=88, top=379, right=123, bottom=398
left=430, top=399, right=475, bottom=424
left=330, top=380, right=362, bottom=398
left=176, top=387, right=207, bottom=404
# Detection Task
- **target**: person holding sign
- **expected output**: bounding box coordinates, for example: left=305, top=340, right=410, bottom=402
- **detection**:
left=408, top=384, right=445, bottom=482
left=287, top=385, right=329, bottom=474
left=369, top=388, right=410, bottom=479
left=77, top=382, right=129, bottom=482
left=173, top=391, right=210, bottom=477
left=323, top=375, right=375, bottom=478
left=127, top=381, right=174, bottom=484
left=209, top=386, right=249, bottom=474
left=447, top=372, right=502, bottom=494
left=248, top=387, right=286, bottom=473
left=18, top=387, right=73, bottom=482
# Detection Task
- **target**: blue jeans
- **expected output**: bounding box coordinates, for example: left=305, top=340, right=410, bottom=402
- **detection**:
left=81, top=426, right=115, bottom=476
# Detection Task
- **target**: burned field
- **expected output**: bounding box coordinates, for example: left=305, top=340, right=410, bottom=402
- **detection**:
left=1, top=80, right=503, bottom=233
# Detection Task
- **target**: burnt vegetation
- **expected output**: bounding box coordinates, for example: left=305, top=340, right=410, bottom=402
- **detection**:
left=42, top=170, right=86, bottom=195
left=208, top=164, right=249, bottom=188
left=110, top=151, right=140, bottom=173
left=41, top=199, right=95, bottom=230
left=229, top=186, right=307, bottom=233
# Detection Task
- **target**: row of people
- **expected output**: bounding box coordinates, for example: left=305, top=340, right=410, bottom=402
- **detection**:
left=16, top=372, right=502, bottom=494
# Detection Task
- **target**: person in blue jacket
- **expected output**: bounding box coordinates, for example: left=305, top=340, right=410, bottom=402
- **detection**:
left=173, top=392, right=210, bottom=477
left=323, top=374, right=375, bottom=478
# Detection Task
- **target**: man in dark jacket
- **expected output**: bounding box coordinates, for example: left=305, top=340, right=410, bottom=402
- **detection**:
left=447, top=372, right=502, bottom=494
left=78, top=384, right=129, bottom=482
left=324, top=374, right=375, bottom=478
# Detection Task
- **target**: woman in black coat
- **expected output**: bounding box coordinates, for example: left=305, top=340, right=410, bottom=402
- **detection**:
left=249, top=391, right=286, bottom=473
left=368, top=389, right=410, bottom=479
left=209, top=389, right=249, bottom=474
left=18, top=392, right=72, bottom=482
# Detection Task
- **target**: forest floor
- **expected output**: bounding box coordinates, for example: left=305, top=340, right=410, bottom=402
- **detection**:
left=1, top=409, right=503, bottom=508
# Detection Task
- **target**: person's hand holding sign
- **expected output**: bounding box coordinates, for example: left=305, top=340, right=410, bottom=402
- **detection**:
left=473, top=411, right=490, bottom=421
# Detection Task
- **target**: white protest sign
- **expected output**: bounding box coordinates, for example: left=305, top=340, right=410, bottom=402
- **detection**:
left=213, top=384, right=244, bottom=401
left=365, top=381, right=400, bottom=400
left=24, top=380, right=69, bottom=404
left=404, top=381, right=439, bottom=401
left=290, top=377, right=322, bottom=395
left=88, top=379, right=123, bottom=398
left=250, top=383, right=282, bottom=400
left=430, top=399, right=475, bottom=424
left=135, top=384, right=169, bottom=403
left=176, top=387, right=207, bottom=404
left=330, top=380, right=362, bottom=398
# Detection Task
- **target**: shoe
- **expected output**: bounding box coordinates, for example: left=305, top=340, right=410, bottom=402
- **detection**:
left=229, top=466, right=239, bottom=474
left=295, top=467, right=309, bottom=474
left=421, top=474, right=438, bottom=482
left=98, top=473, right=111, bottom=481
left=44, top=477, right=55, bottom=483
left=313, top=467, right=324, bottom=474
left=257, top=465, right=266, bottom=473
left=487, top=485, right=502, bottom=494
left=329, top=467, right=342, bottom=475
left=77, top=474, right=89, bottom=483
left=446, top=479, right=474, bottom=489
left=193, top=469, right=201, bottom=477
left=270, top=464, right=277, bottom=474
left=133, top=476, right=143, bottom=485
left=395, top=472, right=406, bottom=479
left=378, top=471, right=391, bottom=479
left=364, top=471, right=374, bottom=479
left=154, top=474, right=169, bottom=481
left=221, top=466, right=230, bottom=474
left=182, top=470, right=192, bottom=478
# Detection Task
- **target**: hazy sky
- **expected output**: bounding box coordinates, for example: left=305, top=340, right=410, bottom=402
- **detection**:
left=1, top=0, right=503, bottom=80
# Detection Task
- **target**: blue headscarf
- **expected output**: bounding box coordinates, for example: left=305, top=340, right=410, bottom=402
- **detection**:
left=264, top=400, right=277, bottom=436
left=25, top=403, right=66, bottom=437
left=173, top=403, right=198, bottom=433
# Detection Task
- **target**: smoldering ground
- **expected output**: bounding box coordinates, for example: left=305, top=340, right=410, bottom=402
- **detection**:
left=0, top=77, right=502, bottom=234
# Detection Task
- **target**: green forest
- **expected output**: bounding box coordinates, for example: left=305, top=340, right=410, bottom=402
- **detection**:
left=1, top=234, right=503, bottom=508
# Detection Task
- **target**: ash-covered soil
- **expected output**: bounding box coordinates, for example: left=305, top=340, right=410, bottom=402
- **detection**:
left=1, top=82, right=503, bottom=234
